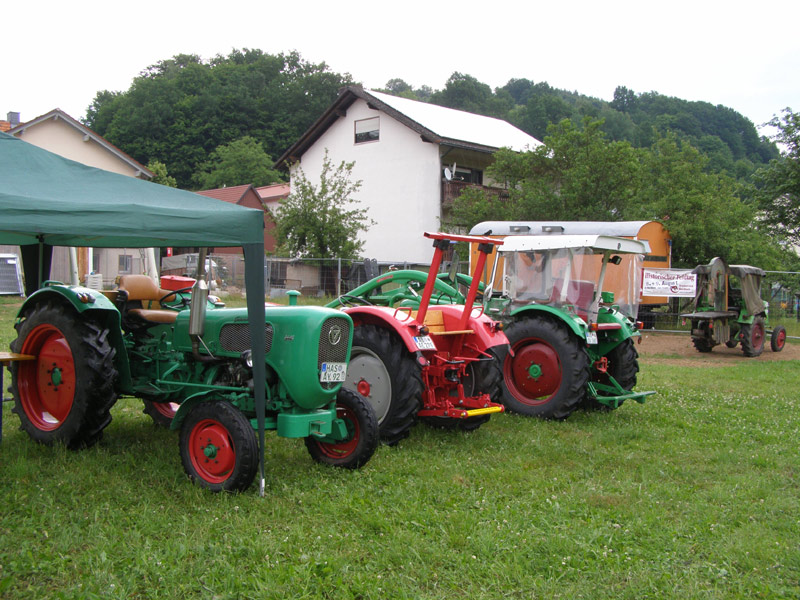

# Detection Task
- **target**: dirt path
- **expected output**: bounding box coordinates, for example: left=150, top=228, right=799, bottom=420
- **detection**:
left=636, top=331, right=799, bottom=366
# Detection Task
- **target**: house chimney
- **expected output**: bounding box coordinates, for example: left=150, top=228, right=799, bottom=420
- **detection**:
left=7, top=112, right=20, bottom=126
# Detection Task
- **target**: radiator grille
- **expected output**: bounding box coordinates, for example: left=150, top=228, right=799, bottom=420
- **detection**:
left=219, top=323, right=273, bottom=354
left=318, top=317, right=350, bottom=389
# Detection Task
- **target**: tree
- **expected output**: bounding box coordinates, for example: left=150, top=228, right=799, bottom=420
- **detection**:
left=146, top=160, right=177, bottom=188
left=755, top=109, right=800, bottom=244
left=274, top=151, right=372, bottom=258
left=86, top=50, right=353, bottom=188
left=192, top=137, right=283, bottom=190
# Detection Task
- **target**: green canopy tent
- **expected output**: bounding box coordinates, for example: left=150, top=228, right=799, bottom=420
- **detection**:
left=0, top=131, right=270, bottom=494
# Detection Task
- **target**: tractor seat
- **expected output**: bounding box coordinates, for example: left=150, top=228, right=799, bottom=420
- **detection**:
left=118, top=274, right=180, bottom=325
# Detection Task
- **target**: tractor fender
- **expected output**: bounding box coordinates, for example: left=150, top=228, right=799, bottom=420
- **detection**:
left=341, top=306, right=427, bottom=354
left=432, top=303, right=509, bottom=352
left=169, top=390, right=221, bottom=430
left=507, top=304, right=588, bottom=339
left=18, top=284, right=132, bottom=389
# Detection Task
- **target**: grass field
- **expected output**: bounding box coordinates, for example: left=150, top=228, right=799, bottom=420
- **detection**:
left=0, top=295, right=798, bottom=599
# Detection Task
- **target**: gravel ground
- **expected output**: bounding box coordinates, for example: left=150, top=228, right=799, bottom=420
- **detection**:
left=636, top=330, right=799, bottom=366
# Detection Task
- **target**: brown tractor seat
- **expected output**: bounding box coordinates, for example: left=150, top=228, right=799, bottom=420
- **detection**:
left=118, top=274, right=181, bottom=325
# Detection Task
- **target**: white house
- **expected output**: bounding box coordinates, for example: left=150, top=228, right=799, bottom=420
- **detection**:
left=276, top=87, right=542, bottom=263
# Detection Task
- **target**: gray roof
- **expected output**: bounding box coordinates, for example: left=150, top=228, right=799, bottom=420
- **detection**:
left=367, top=90, right=542, bottom=152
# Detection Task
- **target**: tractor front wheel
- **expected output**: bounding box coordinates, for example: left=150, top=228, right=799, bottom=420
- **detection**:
left=740, top=317, right=765, bottom=357
left=305, top=388, right=379, bottom=469
left=771, top=325, right=786, bottom=352
left=179, top=400, right=258, bottom=492
left=498, top=316, right=590, bottom=419
left=10, top=301, right=118, bottom=449
left=345, top=324, right=423, bottom=445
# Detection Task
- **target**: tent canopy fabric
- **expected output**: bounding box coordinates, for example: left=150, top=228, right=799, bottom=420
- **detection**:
left=0, top=131, right=264, bottom=248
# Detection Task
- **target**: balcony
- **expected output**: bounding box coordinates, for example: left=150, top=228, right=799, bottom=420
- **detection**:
left=441, top=180, right=509, bottom=207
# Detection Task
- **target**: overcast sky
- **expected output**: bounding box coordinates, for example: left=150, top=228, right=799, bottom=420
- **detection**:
left=3, top=0, right=798, bottom=139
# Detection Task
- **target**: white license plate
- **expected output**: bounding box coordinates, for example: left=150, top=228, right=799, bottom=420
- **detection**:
left=414, top=336, right=436, bottom=350
left=320, top=362, right=347, bottom=382
left=585, top=331, right=598, bottom=344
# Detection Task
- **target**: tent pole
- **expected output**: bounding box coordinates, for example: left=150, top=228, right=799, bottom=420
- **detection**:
left=37, top=235, right=44, bottom=289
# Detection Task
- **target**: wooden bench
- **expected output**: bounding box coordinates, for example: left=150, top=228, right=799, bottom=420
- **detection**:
left=0, top=352, right=36, bottom=443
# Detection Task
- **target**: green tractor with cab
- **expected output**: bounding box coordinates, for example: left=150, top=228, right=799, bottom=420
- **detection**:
left=9, top=275, right=378, bottom=492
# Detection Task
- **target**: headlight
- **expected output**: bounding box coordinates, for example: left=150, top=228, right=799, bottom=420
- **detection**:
left=241, top=350, right=253, bottom=368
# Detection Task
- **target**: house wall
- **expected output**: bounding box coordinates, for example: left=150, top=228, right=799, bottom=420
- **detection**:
left=13, top=119, right=144, bottom=178
left=293, top=99, right=442, bottom=263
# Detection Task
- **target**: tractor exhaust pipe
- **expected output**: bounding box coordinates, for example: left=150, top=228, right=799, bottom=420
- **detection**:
left=189, top=278, right=217, bottom=362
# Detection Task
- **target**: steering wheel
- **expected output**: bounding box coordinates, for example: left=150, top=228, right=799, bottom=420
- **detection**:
left=336, top=294, right=374, bottom=307
left=159, top=286, right=194, bottom=309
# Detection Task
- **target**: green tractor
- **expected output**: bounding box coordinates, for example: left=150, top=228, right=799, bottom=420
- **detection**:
left=680, top=257, right=785, bottom=356
left=484, top=234, right=655, bottom=419
left=9, top=275, right=378, bottom=492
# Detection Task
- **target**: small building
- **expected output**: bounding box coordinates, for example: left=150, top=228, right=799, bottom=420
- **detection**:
left=276, top=87, right=542, bottom=263
left=197, top=184, right=276, bottom=253
left=3, top=109, right=155, bottom=287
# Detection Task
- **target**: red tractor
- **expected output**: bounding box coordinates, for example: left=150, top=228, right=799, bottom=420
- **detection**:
left=327, top=232, right=508, bottom=444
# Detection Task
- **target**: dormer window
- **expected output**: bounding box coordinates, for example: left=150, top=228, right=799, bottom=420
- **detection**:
left=355, top=117, right=379, bottom=144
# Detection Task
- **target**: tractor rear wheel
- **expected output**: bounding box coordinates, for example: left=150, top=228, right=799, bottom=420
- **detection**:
left=10, top=301, right=118, bottom=449
left=740, top=317, right=765, bottom=357
left=305, top=388, right=379, bottom=469
left=345, top=324, right=423, bottom=445
left=498, top=316, right=590, bottom=419
left=771, top=325, right=786, bottom=352
left=179, top=400, right=258, bottom=492
left=142, top=399, right=179, bottom=428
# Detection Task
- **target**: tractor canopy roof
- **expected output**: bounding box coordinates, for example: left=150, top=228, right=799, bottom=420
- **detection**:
left=499, top=234, right=650, bottom=255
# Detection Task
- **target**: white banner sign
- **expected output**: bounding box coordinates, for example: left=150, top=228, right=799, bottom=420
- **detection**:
left=642, top=269, right=696, bottom=297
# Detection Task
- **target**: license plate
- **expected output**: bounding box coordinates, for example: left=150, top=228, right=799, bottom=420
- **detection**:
left=585, top=331, right=598, bottom=344
left=414, top=336, right=436, bottom=350
left=320, top=362, right=347, bottom=382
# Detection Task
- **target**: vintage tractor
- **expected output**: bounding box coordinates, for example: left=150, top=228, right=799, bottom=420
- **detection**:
left=9, top=275, right=378, bottom=492
left=483, top=234, right=655, bottom=419
left=326, top=232, right=508, bottom=444
left=680, top=257, right=785, bottom=356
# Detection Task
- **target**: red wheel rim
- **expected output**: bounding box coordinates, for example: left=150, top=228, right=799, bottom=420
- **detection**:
left=188, top=418, right=237, bottom=484
left=504, top=338, right=562, bottom=406
left=154, top=402, right=179, bottom=419
left=18, top=324, right=77, bottom=431
left=776, top=329, right=786, bottom=350
left=314, top=404, right=360, bottom=459
left=752, top=322, right=765, bottom=351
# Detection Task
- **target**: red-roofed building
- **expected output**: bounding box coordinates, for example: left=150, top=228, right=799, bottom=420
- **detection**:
left=197, top=184, right=276, bottom=252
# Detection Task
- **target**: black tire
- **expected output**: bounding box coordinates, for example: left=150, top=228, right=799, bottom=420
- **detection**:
left=10, top=301, right=118, bottom=449
left=584, top=338, right=639, bottom=411
left=142, top=399, right=179, bottom=428
left=345, top=324, right=423, bottom=445
left=305, top=388, right=379, bottom=469
left=179, top=399, right=258, bottom=492
left=497, top=315, right=590, bottom=419
left=771, top=325, right=786, bottom=352
left=740, top=317, right=765, bottom=357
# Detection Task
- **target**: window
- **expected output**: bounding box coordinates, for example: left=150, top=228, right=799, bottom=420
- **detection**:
left=118, top=254, right=132, bottom=273
left=355, top=117, right=379, bottom=144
